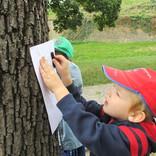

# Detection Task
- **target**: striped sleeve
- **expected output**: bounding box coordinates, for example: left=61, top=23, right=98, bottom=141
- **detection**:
left=119, top=126, right=148, bottom=156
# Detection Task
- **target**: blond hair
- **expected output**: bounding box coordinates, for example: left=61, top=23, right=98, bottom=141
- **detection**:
left=129, top=91, right=153, bottom=122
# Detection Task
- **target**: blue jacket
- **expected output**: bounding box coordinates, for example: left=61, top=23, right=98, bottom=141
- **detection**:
left=57, top=83, right=156, bottom=156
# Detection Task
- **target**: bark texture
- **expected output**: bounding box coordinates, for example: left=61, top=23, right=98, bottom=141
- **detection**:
left=0, top=0, right=59, bottom=155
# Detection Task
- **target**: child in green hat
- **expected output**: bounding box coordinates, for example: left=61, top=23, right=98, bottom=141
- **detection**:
left=54, top=37, right=85, bottom=156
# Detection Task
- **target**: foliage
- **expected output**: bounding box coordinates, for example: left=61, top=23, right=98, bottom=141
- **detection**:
left=151, top=0, right=156, bottom=3
left=61, top=0, right=156, bottom=40
left=48, top=0, right=122, bottom=32
left=130, top=16, right=153, bottom=35
left=119, top=0, right=156, bottom=35
left=120, top=0, right=156, bottom=17
left=48, top=0, right=83, bottom=32
left=72, top=41, right=156, bottom=85
left=62, top=18, right=96, bottom=40
left=122, top=0, right=150, bottom=3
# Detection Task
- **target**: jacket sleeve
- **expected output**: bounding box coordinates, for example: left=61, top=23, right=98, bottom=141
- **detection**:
left=67, top=83, right=103, bottom=118
left=57, top=94, right=131, bottom=156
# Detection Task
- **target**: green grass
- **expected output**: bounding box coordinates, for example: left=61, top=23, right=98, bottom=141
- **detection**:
left=72, top=41, right=156, bottom=86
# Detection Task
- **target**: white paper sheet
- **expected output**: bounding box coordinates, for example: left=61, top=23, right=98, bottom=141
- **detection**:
left=30, top=40, right=62, bottom=134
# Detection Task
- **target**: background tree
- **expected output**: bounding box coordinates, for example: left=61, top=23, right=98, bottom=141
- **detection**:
left=0, top=0, right=59, bottom=156
left=48, top=0, right=122, bottom=32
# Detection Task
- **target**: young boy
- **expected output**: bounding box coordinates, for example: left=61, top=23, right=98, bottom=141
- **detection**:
left=54, top=37, right=85, bottom=156
left=39, top=55, right=156, bottom=156
left=54, top=37, right=83, bottom=94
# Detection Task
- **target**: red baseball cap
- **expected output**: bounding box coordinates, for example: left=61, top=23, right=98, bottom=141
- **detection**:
left=102, top=66, right=156, bottom=117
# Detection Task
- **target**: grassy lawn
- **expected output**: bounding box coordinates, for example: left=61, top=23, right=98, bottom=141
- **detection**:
left=72, top=41, right=156, bottom=86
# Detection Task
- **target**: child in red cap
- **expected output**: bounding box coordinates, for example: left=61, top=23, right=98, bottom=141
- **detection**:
left=39, top=55, right=156, bottom=156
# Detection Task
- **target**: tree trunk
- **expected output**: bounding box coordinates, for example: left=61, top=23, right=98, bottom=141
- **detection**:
left=0, top=0, right=59, bottom=156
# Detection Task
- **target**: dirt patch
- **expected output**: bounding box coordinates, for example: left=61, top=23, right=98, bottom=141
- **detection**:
left=86, top=26, right=156, bottom=42
left=82, top=83, right=113, bottom=104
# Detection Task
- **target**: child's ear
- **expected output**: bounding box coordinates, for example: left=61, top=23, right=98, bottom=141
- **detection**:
left=128, top=111, right=145, bottom=123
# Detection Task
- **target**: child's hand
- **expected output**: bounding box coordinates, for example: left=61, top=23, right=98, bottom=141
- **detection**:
left=40, top=57, right=69, bottom=101
left=53, top=55, right=72, bottom=87
left=40, top=57, right=63, bottom=92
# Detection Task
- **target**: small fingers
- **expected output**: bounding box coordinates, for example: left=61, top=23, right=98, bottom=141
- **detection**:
left=39, top=66, right=46, bottom=77
left=53, top=59, right=60, bottom=68
left=54, top=55, right=67, bottom=63
left=40, top=57, right=54, bottom=73
left=40, top=57, right=50, bottom=67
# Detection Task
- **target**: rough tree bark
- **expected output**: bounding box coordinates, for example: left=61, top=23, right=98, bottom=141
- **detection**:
left=0, top=0, right=59, bottom=156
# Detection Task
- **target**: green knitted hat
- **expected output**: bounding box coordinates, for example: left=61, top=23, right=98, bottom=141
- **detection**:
left=54, top=37, right=74, bottom=59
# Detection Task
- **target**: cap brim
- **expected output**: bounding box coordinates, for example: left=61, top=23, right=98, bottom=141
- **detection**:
left=102, top=65, right=139, bottom=94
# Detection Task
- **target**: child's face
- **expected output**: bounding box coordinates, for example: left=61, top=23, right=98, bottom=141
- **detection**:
left=103, top=84, right=136, bottom=121
left=55, top=51, right=72, bottom=61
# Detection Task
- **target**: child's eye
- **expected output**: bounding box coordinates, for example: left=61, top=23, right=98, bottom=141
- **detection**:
left=116, top=91, right=120, bottom=97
